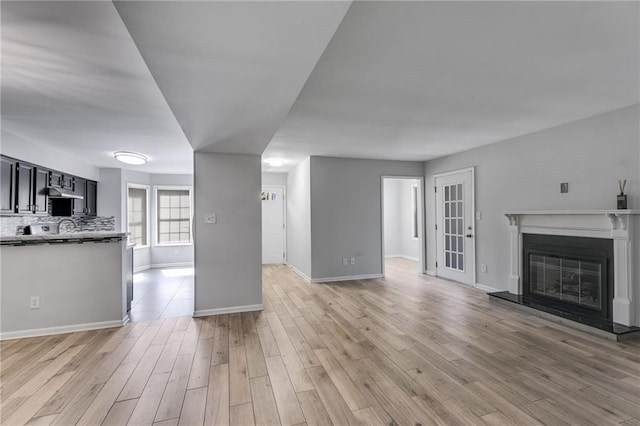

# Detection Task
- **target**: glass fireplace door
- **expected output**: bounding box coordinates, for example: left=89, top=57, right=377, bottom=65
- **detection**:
left=529, top=254, right=602, bottom=311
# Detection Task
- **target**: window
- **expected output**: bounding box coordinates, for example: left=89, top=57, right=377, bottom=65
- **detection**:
left=411, top=184, right=419, bottom=239
left=128, top=187, right=148, bottom=246
left=157, top=189, right=191, bottom=244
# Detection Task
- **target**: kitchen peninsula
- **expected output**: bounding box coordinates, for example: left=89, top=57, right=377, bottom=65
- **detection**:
left=1, top=231, right=131, bottom=340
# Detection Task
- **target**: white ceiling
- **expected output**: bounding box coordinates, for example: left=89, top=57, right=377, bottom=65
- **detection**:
left=1, top=2, right=638, bottom=175
left=1, top=1, right=193, bottom=174
left=263, top=1, right=640, bottom=171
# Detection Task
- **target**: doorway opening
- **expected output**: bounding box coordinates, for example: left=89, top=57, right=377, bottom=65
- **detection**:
left=381, top=177, right=425, bottom=276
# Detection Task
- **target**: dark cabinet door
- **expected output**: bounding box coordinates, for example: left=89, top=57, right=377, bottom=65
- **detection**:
left=16, top=163, right=35, bottom=214
left=49, top=171, right=63, bottom=188
left=61, top=175, right=73, bottom=190
left=34, top=168, right=49, bottom=214
left=72, top=177, right=86, bottom=215
left=1, top=157, right=16, bottom=214
left=86, top=180, right=97, bottom=216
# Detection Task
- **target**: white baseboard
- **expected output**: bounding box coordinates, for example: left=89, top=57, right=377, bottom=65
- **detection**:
left=134, top=265, right=151, bottom=273
left=385, top=255, right=419, bottom=262
left=150, top=262, right=194, bottom=269
left=425, top=270, right=437, bottom=276
left=0, top=319, right=126, bottom=341
left=193, top=304, right=263, bottom=317
left=286, top=263, right=312, bottom=282
left=474, top=283, right=502, bottom=293
left=311, top=273, right=384, bottom=283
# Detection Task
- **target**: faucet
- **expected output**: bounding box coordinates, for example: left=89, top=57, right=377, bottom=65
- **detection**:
left=57, top=218, right=77, bottom=234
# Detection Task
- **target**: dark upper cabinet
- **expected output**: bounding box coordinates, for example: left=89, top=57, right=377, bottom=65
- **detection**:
left=72, top=177, right=86, bottom=216
left=34, top=168, right=49, bottom=214
left=16, top=162, right=36, bottom=214
left=16, top=162, right=49, bottom=215
left=1, top=157, right=16, bottom=214
left=86, top=180, right=97, bottom=216
left=49, top=170, right=74, bottom=190
left=1, top=155, right=97, bottom=217
left=49, top=170, right=62, bottom=188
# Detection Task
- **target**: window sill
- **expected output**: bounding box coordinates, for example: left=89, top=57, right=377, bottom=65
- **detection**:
left=133, top=245, right=150, bottom=250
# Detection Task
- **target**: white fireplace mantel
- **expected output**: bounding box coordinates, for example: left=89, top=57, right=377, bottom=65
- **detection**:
left=504, top=210, right=640, bottom=326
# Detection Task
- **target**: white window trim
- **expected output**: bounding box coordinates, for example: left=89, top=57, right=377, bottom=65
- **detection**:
left=127, top=183, right=151, bottom=249
left=152, top=185, right=193, bottom=247
left=411, top=184, right=419, bottom=240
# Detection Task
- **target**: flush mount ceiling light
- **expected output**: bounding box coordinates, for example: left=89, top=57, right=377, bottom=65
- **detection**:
left=114, top=151, right=148, bottom=165
left=265, top=158, right=285, bottom=167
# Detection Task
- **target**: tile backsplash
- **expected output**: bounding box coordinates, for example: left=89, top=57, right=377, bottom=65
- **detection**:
left=0, top=216, right=116, bottom=236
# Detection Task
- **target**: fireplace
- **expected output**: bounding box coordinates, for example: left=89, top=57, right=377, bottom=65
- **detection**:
left=501, top=210, right=639, bottom=329
left=523, top=234, right=613, bottom=322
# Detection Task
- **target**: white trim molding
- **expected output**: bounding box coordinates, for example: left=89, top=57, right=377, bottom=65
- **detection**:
left=287, top=263, right=312, bottom=282
left=474, top=283, right=502, bottom=293
left=504, top=210, right=640, bottom=326
left=193, top=304, right=263, bottom=317
left=0, top=319, right=126, bottom=341
left=311, top=273, right=384, bottom=283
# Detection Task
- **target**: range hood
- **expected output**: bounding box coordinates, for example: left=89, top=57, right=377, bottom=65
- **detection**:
left=47, top=187, right=83, bottom=200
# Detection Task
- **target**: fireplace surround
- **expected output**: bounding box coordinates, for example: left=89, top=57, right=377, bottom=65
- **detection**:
left=503, top=210, right=640, bottom=327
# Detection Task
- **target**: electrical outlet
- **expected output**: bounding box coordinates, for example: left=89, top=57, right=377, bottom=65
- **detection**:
left=342, top=258, right=348, bottom=265
left=350, top=258, right=356, bottom=265
left=30, top=296, right=40, bottom=310
left=205, top=213, right=216, bottom=224
left=481, top=264, right=488, bottom=273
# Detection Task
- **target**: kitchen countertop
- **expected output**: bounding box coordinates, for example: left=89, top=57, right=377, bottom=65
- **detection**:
left=0, top=232, right=128, bottom=246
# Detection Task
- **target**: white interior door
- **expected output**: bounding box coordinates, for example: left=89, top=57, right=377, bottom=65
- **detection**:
left=262, top=185, right=285, bottom=264
left=435, top=169, right=474, bottom=285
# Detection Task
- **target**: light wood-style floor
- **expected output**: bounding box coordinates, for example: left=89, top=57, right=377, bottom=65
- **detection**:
left=2, top=258, right=640, bottom=425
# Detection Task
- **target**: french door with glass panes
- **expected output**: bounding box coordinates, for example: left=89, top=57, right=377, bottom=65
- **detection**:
left=435, top=168, right=475, bottom=285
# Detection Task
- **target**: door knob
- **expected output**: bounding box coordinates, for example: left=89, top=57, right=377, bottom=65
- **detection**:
left=466, top=233, right=473, bottom=238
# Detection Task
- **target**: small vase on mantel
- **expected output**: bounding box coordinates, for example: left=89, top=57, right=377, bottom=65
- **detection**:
left=617, top=180, right=628, bottom=210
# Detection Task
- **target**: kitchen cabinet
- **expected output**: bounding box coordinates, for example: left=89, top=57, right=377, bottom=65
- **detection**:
left=16, top=162, right=35, bottom=214
left=50, top=170, right=74, bottom=190
left=34, top=168, right=49, bottom=214
left=1, top=155, right=97, bottom=217
left=86, top=180, right=97, bottom=216
left=16, top=162, right=49, bottom=215
left=72, top=177, right=86, bottom=215
left=70, top=177, right=97, bottom=216
left=1, top=157, right=16, bottom=214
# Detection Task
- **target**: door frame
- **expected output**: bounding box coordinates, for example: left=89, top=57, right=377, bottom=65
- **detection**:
left=380, top=175, right=426, bottom=276
left=432, top=167, right=476, bottom=286
left=261, top=184, right=286, bottom=264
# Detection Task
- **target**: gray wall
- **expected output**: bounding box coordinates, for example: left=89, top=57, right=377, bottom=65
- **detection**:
left=262, top=172, right=287, bottom=186
left=309, top=156, right=424, bottom=279
left=384, top=178, right=420, bottom=260
left=286, top=158, right=312, bottom=278
left=1, top=130, right=100, bottom=180
left=194, top=152, right=262, bottom=313
left=424, top=104, right=640, bottom=290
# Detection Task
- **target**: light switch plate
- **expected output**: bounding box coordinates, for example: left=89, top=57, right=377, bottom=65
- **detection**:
left=560, top=183, right=569, bottom=193
left=205, top=213, right=216, bottom=224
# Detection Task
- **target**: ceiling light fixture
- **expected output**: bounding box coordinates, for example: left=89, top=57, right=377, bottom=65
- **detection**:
left=114, top=151, right=148, bottom=165
left=265, top=158, right=285, bottom=167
